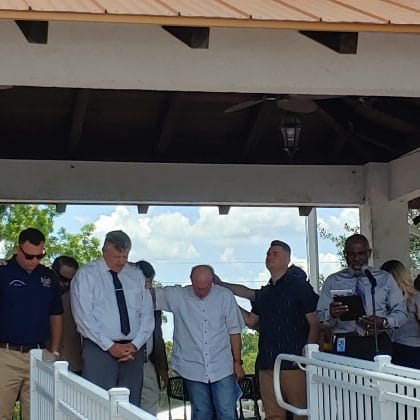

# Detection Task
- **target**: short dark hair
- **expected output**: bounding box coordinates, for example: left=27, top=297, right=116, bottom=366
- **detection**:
left=18, top=228, right=45, bottom=245
left=344, top=234, right=369, bottom=250
left=104, top=230, right=131, bottom=252
left=270, top=240, right=291, bottom=254
left=135, top=260, right=155, bottom=279
left=52, top=256, right=79, bottom=274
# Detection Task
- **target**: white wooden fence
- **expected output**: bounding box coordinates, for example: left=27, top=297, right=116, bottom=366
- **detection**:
left=30, top=349, right=156, bottom=420
left=274, top=344, right=420, bottom=420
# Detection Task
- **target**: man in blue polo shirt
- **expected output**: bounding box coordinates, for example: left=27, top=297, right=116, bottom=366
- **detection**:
left=215, top=240, right=320, bottom=420
left=0, top=228, right=63, bottom=420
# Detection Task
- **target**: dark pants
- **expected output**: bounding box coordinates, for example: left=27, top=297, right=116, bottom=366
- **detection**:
left=332, top=332, right=392, bottom=361
left=82, top=338, right=144, bottom=406
left=392, top=342, right=420, bottom=369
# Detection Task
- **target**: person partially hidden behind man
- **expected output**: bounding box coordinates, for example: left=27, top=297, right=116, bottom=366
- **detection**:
left=317, top=233, right=407, bottom=361
left=0, top=228, right=63, bottom=420
left=51, top=255, right=82, bottom=374
left=136, top=260, right=169, bottom=416
left=215, top=240, right=320, bottom=420
left=154, top=264, right=245, bottom=420
left=70, top=230, right=154, bottom=407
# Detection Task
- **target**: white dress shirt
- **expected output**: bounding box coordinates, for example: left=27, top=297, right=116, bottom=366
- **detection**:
left=155, top=284, right=244, bottom=383
left=70, top=258, right=154, bottom=351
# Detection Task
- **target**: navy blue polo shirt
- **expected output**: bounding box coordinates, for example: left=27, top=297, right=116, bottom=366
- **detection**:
left=252, top=266, right=319, bottom=369
left=0, top=257, right=63, bottom=346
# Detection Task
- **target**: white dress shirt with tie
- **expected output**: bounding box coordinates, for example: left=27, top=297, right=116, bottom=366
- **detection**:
left=155, top=284, right=244, bottom=383
left=70, top=258, right=154, bottom=351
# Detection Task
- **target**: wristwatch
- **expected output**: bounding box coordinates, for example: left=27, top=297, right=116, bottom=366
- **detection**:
left=382, top=318, right=389, bottom=329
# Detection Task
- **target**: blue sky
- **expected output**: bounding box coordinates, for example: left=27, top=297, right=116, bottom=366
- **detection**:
left=54, top=204, right=359, bottom=340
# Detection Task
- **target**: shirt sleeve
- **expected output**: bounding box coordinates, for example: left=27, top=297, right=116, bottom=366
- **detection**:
left=224, top=291, right=245, bottom=334
left=316, top=275, right=336, bottom=326
left=155, top=286, right=179, bottom=312
left=131, top=283, right=155, bottom=351
left=70, top=266, right=114, bottom=351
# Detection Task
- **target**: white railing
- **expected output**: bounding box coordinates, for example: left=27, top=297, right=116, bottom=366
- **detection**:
left=30, top=349, right=156, bottom=420
left=274, top=344, right=420, bottom=420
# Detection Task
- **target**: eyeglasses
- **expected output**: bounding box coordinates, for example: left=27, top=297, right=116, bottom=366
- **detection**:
left=19, top=246, right=46, bottom=260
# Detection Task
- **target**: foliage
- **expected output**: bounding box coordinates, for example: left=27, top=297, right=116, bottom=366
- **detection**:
left=319, top=210, right=420, bottom=271
left=0, top=204, right=101, bottom=265
left=319, top=223, right=359, bottom=267
left=241, top=330, right=259, bottom=373
left=408, top=210, right=420, bottom=271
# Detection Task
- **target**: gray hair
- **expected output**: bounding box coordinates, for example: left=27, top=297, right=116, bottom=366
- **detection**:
left=104, top=230, right=131, bottom=252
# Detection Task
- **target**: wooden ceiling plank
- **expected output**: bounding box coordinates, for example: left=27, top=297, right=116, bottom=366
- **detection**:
left=342, top=97, right=418, bottom=134
left=68, top=89, right=90, bottom=155
left=156, top=94, right=177, bottom=154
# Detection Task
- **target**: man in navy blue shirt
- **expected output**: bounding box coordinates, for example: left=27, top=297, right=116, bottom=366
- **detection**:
left=215, top=240, right=320, bottom=420
left=0, top=228, right=63, bottom=420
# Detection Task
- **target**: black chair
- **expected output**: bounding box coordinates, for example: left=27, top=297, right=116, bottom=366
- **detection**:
left=238, top=374, right=261, bottom=420
left=167, top=376, right=189, bottom=420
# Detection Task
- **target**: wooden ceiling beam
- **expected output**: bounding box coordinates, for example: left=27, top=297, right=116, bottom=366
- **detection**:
left=157, top=94, right=177, bottom=154
left=15, top=20, right=48, bottom=44
left=300, top=31, right=358, bottom=54
left=342, top=97, right=418, bottom=134
left=163, top=26, right=209, bottom=49
left=68, top=89, right=90, bottom=155
left=241, top=102, right=270, bottom=160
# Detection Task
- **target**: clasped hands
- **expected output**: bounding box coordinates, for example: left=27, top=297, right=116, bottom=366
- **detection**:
left=108, top=343, right=137, bottom=362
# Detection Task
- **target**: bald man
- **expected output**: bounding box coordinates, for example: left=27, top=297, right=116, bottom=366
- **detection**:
left=154, top=265, right=244, bottom=420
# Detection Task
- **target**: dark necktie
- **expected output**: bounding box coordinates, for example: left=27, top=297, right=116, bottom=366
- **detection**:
left=109, top=270, right=131, bottom=335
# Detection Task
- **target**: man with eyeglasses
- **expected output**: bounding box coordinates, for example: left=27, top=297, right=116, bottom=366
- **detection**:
left=0, top=228, right=63, bottom=420
left=317, top=233, right=407, bottom=360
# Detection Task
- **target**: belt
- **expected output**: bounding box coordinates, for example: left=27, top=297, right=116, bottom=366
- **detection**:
left=114, top=340, right=131, bottom=344
left=0, top=342, right=42, bottom=353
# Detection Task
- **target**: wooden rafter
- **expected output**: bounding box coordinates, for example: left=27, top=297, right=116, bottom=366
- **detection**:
left=15, top=20, right=48, bottom=44
left=300, top=31, right=358, bottom=54
left=157, top=94, right=177, bottom=154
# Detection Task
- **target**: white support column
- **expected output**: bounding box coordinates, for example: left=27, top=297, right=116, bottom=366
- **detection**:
left=306, top=208, right=320, bottom=291
left=360, top=163, right=409, bottom=267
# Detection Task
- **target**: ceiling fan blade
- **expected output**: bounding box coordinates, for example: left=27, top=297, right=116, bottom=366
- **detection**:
left=276, top=97, right=318, bottom=114
left=224, top=99, right=265, bottom=113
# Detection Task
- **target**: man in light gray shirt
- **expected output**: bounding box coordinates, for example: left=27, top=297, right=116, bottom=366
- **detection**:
left=154, top=264, right=245, bottom=420
left=71, top=230, right=154, bottom=406
left=317, top=234, right=407, bottom=360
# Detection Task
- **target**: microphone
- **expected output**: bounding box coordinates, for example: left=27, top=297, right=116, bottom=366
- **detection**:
left=361, top=266, right=377, bottom=287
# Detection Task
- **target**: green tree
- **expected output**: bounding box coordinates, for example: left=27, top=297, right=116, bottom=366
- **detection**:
left=0, top=204, right=101, bottom=265
left=241, top=330, right=259, bottom=374
left=319, top=209, right=420, bottom=271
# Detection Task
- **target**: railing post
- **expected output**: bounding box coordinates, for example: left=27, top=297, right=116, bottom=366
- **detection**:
left=304, top=344, right=320, bottom=420
left=30, top=349, right=44, bottom=420
left=372, top=355, right=394, bottom=420
left=53, top=361, right=69, bottom=420
left=109, top=387, right=130, bottom=420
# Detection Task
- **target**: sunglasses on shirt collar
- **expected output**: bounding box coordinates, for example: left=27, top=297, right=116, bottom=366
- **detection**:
left=19, top=246, right=46, bottom=260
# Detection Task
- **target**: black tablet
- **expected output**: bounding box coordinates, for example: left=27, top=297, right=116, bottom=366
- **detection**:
left=333, top=294, right=365, bottom=321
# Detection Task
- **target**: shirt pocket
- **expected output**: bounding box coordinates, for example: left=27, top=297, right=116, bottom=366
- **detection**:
left=125, top=289, right=142, bottom=310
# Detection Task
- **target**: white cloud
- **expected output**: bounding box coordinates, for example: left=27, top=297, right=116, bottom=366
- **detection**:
left=220, top=248, right=237, bottom=263
left=319, top=252, right=342, bottom=277
left=318, top=208, right=359, bottom=235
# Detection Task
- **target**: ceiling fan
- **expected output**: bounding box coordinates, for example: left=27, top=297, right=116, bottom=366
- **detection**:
left=225, top=94, right=339, bottom=114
